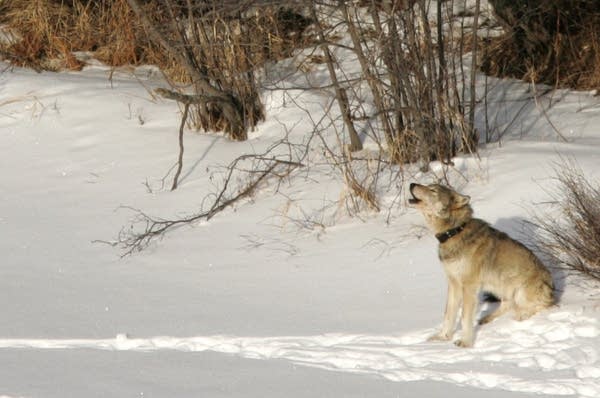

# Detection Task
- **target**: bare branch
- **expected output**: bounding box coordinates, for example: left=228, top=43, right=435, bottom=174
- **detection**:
left=114, top=141, right=305, bottom=256
left=532, top=158, right=600, bottom=280
left=171, top=103, right=189, bottom=191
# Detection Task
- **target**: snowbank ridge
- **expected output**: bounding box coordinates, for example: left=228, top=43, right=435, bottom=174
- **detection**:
left=1, top=311, right=598, bottom=397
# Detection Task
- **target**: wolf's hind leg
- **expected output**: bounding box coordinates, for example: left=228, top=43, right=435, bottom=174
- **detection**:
left=513, top=282, right=552, bottom=321
left=479, top=299, right=512, bottom=325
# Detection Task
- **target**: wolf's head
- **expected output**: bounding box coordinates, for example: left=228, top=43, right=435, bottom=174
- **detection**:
left=409, top=183, right=472, bottom=233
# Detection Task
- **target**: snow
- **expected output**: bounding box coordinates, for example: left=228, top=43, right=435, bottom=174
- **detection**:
left=2, top=34, right=600, bottom=398
left=1, top=311, right=598, bottom=396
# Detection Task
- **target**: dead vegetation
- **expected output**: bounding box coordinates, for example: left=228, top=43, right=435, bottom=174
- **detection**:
left=1, top=0, right=312, bottom=140
left=125, top=0, right=313, bottom=140
left=306, top=0, right=484, bottom=177
left=534, top=159, right=600, bottom=281
left=0, top=0, right=310, bottom=73
left=483, top=0, right=600, bottom=90
left=0, top=0, right=151, bottom=71
left=9, top=1, right=599, bottom=256
left=112, top=138, right=306, bottom=255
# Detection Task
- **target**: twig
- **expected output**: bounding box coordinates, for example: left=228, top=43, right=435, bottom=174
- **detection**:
left=171, top=103, right=190, bottom=191
left=114, top=142, right=304, bottom=256
left=530, top=78, right=569, bottom=142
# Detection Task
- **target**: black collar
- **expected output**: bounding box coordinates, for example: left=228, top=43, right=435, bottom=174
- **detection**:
left=435, top=223, right=466, bottom=243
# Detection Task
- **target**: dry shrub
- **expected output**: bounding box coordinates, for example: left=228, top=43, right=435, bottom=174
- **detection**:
left=319, top=0, right=479, bottom=168
left=181, top=7, right=309, bottom=140
left=1, top=0, right=313, bottom=141
left=534, top=160, right=600, bottom=281
left=0, top=0, right=148, bottom=70
left=113, top=0, right=312, bottom=141
left=0, top=1, right=311, bottom=74
left=2, top=0, right=83, bottom=70
left=246, top=7, right=313, bottom=67
left=483, top=1, right=600, bottom=90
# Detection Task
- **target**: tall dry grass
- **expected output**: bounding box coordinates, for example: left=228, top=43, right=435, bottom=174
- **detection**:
left=0, top=0, right=156, bottom=71
left=483, top=1, right=600, bottom=90
left=1, top=0, right=312, bottom=140
left=125, top=0, right=312, bottom=140
left=0, top=1, right=311, bottom=75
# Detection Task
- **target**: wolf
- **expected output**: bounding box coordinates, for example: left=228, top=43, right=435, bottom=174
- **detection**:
left=408, top=183, right=554, bottom=347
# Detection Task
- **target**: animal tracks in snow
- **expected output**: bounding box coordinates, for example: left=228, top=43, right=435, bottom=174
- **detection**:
left=1, top=311, right=598, bottom=397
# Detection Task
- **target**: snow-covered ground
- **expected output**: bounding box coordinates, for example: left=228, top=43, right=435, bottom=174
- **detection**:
left=1, top=51, right=600, bottom=398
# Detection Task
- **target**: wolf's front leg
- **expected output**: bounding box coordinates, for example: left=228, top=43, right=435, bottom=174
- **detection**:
left=428, top=278, right=461, bottom=341
left=455, top=284, right=478, bottom=347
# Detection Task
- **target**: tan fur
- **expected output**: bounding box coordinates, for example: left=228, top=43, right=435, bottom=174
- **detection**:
left=409, top=183, right=554, bottom=347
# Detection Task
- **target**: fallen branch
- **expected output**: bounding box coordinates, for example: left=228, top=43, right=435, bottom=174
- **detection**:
left=113, top=144, right=304, bottom=256
left=155, top=88, right=237, bottom=107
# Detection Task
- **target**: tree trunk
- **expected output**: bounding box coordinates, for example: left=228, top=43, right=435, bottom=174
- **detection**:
left=343, top=3, right=392, bottom=153
left=465, top=0, right=480, bottom=154
left=310, top=3, right=363, bottom=152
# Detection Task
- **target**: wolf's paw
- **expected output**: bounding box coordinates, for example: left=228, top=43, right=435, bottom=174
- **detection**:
left=427, top=332, right=451, bottom=342
left=514, top=311, right=535, bottom=321
left=454, top=338, right=473, bottom=348
left=478, top=315, right=493, bottom=325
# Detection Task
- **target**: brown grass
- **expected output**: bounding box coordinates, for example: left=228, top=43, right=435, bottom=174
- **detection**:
left=1, top=0, right=146, bottom=70
left=482, top=2, right=600, bottom=90
left=0, top=0, right=311, bottom=75
left=0, top=0, right=312, bottom=140
left=175, top=5, right=311, bottom=137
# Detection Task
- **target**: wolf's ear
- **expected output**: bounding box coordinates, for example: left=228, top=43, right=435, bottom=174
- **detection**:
left=453, top=193, right=470, bottom=208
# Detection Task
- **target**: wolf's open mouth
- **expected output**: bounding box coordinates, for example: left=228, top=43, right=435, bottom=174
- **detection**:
left=408, top=184, right=421, bottom=204
left=408, top=191, right=421, bottom=204
left=408, top=195, right=421, bottom=204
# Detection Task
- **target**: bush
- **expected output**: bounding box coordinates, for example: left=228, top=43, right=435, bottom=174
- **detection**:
left=0, top=0, right=153, bottom=71
left=125, top=0, right=311, bottom=140
left=534, top=160, right=600, bottom=281
left=483, top=0, right=600, bottom=90
left=0, top=0, right=313, bottom=140
left=311, top=0, right=481, bottom=167
left=0, top=0, right=311, bottom=73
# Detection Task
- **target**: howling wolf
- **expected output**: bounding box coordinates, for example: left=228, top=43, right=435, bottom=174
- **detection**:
left=409, top=183, right=554, bottom=347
